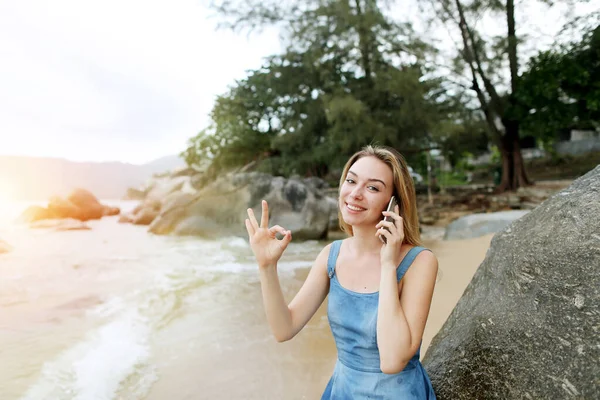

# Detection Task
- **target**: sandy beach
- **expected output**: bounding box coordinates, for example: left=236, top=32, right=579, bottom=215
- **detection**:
left=1, top=210, right=495, bottom=399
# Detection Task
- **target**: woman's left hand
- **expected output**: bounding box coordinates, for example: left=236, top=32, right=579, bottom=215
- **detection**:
left=376, top=205, right=405, bottom=269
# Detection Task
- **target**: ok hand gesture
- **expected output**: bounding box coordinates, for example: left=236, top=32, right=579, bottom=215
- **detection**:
left=245, top=200, right=292, bottom=269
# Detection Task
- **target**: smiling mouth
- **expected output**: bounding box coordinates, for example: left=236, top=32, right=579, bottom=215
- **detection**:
left=346, top=203, right=366, bottom=212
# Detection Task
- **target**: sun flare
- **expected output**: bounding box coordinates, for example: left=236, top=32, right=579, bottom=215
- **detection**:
left=0, top=182, right=17, bottom=206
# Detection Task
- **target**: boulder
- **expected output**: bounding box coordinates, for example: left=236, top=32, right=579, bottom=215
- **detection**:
left=118, top=214, right=134, bottom=224
left=422, top=166, right=600, bottom=399
left=47, top=196, right=86, bottom=220
left=145, top=176, right=191, bottom=204
left=444, top=210, right=529, bottom=240
left=103, top=206, right=120, bottom=217
left=325, top=196, right=340, bottom=231
left=18, top=205, right=52, bottom=222
left=149, top=172, right=332, bottom=240
left=0, top=239, right=12, bottom=254
left=17, top=188, right=120, bottom=223
left=131, top=208, right=160, bottom=226
left=118, top=199, right=163, bottom=226
left=124, top=187, right=147, bottom=200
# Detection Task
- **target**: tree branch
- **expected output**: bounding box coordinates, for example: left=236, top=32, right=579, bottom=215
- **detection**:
left=454, top=0, right=504, bottom=114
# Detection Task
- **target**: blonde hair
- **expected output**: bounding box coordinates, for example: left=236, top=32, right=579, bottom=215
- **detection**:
left=338, top=145, right=421, bottom=246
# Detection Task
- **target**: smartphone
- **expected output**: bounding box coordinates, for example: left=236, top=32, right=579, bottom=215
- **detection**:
left=379, top=196, right=398, bottom=244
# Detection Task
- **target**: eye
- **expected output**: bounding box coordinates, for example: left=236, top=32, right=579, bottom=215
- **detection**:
left=367, top=186, right=380, bottom=192
left=345, top=178, right=355, bottom=184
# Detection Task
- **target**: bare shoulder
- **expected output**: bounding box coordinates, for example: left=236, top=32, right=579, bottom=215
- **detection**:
left=312, top=242, right=334, bottom=272
left=404, top=248, right=438, bottom=280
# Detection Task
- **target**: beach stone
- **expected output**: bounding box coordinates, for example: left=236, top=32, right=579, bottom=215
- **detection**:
left=443, top=210, right=529, bottom=240
left=423, top=166, right=600, bottom=399
left=131, top=207, right=160, bottom=226
left=325, top=196, right=340, bottom=231
left=124, top=187, right=146, bottom=200
left=17, top=188, right=120, bottom=223
left=149, top=172, right=332, bottom=240
left=0, top=238, right=12, bottom=253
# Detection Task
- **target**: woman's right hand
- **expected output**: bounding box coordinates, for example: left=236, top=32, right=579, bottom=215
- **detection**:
left=245, top=200, right=292, bottom=269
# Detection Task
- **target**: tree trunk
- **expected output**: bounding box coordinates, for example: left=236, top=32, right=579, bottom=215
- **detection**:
left=506, top=0, right=518, bottom=93
left=496, top=121, right=532, bottom=192
left=354, top=0, right=373, bottom=84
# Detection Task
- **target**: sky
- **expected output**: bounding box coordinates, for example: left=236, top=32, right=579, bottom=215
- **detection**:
left=0, top=0, right=598, bottom=165
left=0, top=0, right=282, bottom=164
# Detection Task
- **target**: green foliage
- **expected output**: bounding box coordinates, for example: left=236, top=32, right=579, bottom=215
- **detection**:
left=182, top=0, right=455, bottom=178
left=514, top=24, right=600, bottom=142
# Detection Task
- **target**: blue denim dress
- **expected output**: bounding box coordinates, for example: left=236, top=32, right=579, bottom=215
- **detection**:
left=321, top=240, right=437, bottom=400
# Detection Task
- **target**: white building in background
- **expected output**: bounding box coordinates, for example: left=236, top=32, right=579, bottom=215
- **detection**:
left=555, top=129, right=600, bottom=156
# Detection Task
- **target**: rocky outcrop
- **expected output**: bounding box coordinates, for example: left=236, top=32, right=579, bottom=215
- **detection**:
left=0, top=238, right=12, bottom=254
left=17, top=189, right=120, bottom=223
left=417, top=180, right=573, bottom=227
left=422, top=166, right=600, bottom=399
left=147, top=172, right=332, bottom=240
left=118, top=201, right=162, bottom=225
left=443, top=210, right=529, bottom=240
left=120, top=174, right=197, bottom=225
left=124, top=187, right=146, bottom=200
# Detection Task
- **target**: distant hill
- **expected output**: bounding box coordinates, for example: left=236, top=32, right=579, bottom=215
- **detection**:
left=0, top=155, right=187, bottom=201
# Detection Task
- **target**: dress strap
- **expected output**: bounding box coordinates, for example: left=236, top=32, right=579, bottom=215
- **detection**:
left=327, top=240, right=343, bottom=279
left=396, top=246, right=431, bottom=281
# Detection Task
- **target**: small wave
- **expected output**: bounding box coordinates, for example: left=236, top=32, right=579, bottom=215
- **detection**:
left=204, top=260, right=311, bottom=274
left=21, top=310, right=156, bottom=400
left=205, top=262, right=257, bottom=273
left=218, top=236, right=250, bottom=249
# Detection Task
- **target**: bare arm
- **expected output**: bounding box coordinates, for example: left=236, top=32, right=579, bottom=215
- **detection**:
left=260, top=245, right=331, bottom=342
left=245, top=200, right=330, bottom=342
left=377, top=250, right=438, bottom=374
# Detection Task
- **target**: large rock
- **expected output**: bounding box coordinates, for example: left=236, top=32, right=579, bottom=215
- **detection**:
left=444, top=210, right=529, bottom=240
left=17, top=189, right=120, bottom=223
left=148, top=172, right=332, bottom=240
left=325, top=196, right=340, bottom=231
left=0, top=238, right=12, bottom=254
left=423, top=166, right=600, bottom=399
left=118, top=199, right=163, bottom=226
left=124, top=187, right=147, bottom=200
left=145, top=176, right=192, bottom=203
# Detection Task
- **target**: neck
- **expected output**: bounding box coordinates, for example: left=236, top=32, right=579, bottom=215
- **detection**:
left=348, top=225, right=384, bottom=255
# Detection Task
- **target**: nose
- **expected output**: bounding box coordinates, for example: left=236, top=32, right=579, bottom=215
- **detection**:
left=349, top=184, right=364, bottom=200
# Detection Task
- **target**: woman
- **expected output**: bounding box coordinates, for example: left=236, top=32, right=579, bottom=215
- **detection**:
left=244, top=145, right=438, bottom=399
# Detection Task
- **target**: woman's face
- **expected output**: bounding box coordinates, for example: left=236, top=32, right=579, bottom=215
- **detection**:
left=339, top=156, right=395, bottom=229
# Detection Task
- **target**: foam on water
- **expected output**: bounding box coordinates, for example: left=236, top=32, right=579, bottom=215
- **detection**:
left=21, top=310, right=155, bottom=400
left=3, top=201, right=328, bottom=399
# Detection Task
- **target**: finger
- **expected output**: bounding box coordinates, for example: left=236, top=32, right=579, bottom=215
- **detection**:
left=382, top=211, right=402, bottom=222
left=247, top=208, right=259, bottom=230
left=260, top=200, right=269, bottom=229
left=245, top=218, right=255, bottom=236
left=378, top=219, right=397, bottom=233
left=377, top=227, right=390, bottom=243
left=269, top=225, right=288, bottom=237
left=279, top=230, right=293, bottom=251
